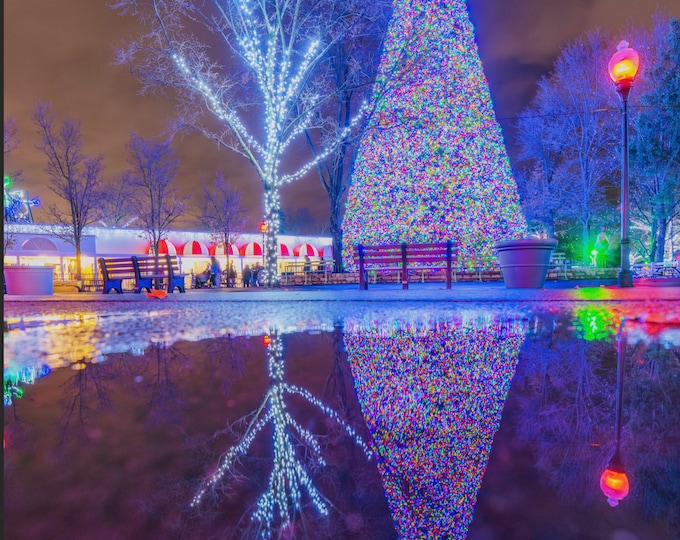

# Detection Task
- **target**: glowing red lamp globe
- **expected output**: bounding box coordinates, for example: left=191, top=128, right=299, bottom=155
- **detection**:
left=259, top=221, right=267, bottom=234
left=608, top=40, right=639, bottom=91
left=600, top=466, right=630, bottom=507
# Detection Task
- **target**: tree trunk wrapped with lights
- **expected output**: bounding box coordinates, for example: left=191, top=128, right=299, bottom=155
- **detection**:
left=114, top=0, right=369, bottom=287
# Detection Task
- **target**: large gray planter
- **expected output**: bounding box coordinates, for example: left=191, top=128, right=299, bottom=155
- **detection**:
left=494, top=238, right=558, bottom=288
left=4, top=266, right=55, bottom=295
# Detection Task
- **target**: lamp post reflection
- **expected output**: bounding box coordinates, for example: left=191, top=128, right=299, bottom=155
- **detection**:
left=600, top=319, right=630, bottom=506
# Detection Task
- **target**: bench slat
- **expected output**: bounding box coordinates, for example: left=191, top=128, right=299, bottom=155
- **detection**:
left=356, top=242, right=457, bottom=290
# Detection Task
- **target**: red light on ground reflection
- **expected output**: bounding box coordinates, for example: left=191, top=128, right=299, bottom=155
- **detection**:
left=600, top=467, right=630, bottom=507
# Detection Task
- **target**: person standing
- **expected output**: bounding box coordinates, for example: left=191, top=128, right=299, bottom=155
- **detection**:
left=209, top=256, right=221, bottom=288
left=228, top=262, right=236, bottom=287
left=242, top=265, right=252, bottom=287
left=594, top=228, right=610, bottom=268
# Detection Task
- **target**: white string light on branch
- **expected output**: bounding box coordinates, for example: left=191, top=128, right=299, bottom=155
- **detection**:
left=169, top=0, right=368, bottom=287
left=190, top=330, right=373, bottom=535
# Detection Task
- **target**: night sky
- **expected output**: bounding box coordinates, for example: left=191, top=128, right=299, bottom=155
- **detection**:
left=4, top=0, right=679, bottom=232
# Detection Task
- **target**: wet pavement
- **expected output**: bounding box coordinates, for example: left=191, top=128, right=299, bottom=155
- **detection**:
left=4, top=280, right=680, bottom=539
left=5, top=279, right=680, bottom=305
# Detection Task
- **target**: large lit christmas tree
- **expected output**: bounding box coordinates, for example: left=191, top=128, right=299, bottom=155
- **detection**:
left=342, top=0, right=526, bottom=267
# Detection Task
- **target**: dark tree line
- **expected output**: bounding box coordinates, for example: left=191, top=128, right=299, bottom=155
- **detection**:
left=515, top=16, right=680, bottom=263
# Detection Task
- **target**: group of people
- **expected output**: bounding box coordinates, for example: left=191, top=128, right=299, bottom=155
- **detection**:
left=193, top=257, right=237, bottom=289
left=241, top=263, right=264, bottom=287
left=193, top=258, right=264, bottom=289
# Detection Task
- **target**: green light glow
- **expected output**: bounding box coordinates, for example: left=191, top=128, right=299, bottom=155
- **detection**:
left=573, top=306, right=616, bottom=341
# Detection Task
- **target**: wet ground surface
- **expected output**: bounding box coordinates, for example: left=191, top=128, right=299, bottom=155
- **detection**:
left=4, top=281, right=680, bottom=539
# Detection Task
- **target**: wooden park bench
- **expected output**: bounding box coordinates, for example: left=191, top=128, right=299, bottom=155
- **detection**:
left=355, top=241, right=457, bottom=290
left=98, top=254, right=188, bottom=294
left=98, top=257, right=137, bottom=294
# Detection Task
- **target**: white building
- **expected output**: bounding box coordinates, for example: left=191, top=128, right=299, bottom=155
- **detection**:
left=4, top=223, right=333, bottom=283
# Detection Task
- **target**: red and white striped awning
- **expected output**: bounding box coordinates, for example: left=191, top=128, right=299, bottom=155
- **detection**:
left=148, top=239, right=177, bottom=255
left=211, top=242, right=239, bottom=257
left=279, top=242, right=292, bottom=257
left=239, top=242, right=263, bottom=257
left=319, top=245, right=333, bottom=260
left=180, top=240, right=209, bottom=255
left=294, top=243, right=320, bottom=257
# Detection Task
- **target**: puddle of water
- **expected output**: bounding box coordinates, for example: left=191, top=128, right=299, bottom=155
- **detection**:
left=3, top=302, right=680, bottom=539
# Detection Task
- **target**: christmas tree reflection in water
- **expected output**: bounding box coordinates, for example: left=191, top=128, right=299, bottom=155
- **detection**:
left=344, top=318, right=526, bottom=538
left=190, top=330, right=373, bottom=536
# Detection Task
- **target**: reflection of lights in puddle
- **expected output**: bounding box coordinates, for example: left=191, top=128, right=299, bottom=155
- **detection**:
left=192, top=330, right=372, bottom=535
left=5, top=312, right=99, bottom=331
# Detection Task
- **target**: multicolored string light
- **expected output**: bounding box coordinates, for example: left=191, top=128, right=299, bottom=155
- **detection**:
left=342, top=0, right=527, bottom=268
left=4, top=175, right=40, bottom=223
left=345, top=318, right=525, bottom=538
left=3, top=365, right=51, bottom=407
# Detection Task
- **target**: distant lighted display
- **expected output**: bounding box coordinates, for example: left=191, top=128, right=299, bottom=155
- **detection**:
left=4, top=365, right=51, bottom=407
left=345, top=318, right=525, bottom=537
left=4, top=175, right=40, bottom=223
left=341, top=0, right=526, bottom=269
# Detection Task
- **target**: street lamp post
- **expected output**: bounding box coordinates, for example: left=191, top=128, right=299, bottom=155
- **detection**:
left=608, top=40, right=640, bottom=288
left=259, top=220, right=267, bottom=266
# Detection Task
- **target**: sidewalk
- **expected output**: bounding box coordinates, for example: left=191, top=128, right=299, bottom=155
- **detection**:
left=4, top=279, right=680, bottom=305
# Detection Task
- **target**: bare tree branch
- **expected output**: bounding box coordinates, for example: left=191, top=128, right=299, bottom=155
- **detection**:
left=33, top=102, right=105, bottom=280
left=126, top=132, right=187, bottom=253
left=112, top=0, right=371, bottom=285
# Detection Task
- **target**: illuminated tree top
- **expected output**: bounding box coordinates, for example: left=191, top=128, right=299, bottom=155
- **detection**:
left=342, top=0, right=527, bottom=268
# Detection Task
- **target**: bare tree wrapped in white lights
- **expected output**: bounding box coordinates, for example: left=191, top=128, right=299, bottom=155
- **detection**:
left=112, top=0, right=369, bottom=286
left=191, top=330, right=373, bottom=537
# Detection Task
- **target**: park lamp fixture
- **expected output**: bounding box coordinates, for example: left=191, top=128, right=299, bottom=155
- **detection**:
left=608, top=41, right=640, bottom=96
left=259, top=220, right=267, bottom=265
left=608, top=40, right=639, bottom=288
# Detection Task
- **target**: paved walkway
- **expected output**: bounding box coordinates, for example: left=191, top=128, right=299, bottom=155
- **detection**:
left=4, top=279, right=680, bottom=305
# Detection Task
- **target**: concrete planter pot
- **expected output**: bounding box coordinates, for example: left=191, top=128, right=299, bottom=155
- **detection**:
left=494, top=238, right=558, bottom=289
left=4, top=266, right=55, bottom=295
